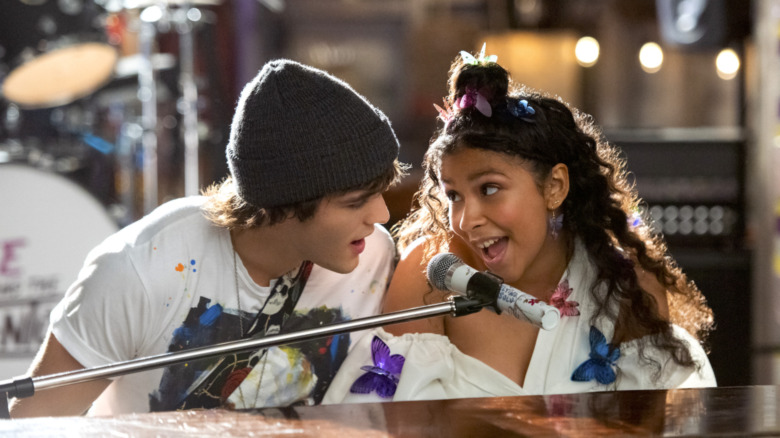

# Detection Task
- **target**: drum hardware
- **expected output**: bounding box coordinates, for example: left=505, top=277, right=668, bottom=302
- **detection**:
left=114, top=52, right=176, bottom=79
left=81, top=132, right=116, bottom=155
left=176, top=6, right=200, bottom=199
left=131, top=1, right=219, bottom=212
left=113, top=121, right=144, bottom=226
left=137, top=13, right=159, bottom=214
left=122, top=0, right=222, bottom=10
left=3, top=94, right=109, bottom=174
left=2, top=0, right=219, bottom=220
left=0, top=140, right=26, bottom=164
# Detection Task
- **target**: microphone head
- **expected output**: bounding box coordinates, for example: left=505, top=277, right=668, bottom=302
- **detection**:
left=427, top=253, right=462, bottom=290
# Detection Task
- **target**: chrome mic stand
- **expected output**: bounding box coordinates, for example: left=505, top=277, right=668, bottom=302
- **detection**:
left=0, top=296, right=485, bottom=418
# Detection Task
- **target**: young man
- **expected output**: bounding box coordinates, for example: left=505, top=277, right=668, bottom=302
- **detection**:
left=10, top=60, right=405, bottom=417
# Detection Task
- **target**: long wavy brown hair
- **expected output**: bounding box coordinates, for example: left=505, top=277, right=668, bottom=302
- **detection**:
left=203, top=159, right=407, bottom=230
left=394, top=55, right=713, bottom=378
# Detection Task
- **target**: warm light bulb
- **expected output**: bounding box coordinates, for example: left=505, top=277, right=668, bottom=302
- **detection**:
left=575, top=36, right=600, bottom=67
left=716, top=48, right=740, bottom=80
left=639, top=42, right=664, bottom=73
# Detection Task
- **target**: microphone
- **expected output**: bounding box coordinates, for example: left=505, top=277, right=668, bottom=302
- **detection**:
left=427, top=253, right=560, bottom=330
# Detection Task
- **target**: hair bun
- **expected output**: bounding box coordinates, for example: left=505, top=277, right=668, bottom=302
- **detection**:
left=447, top=46, right=509, bottom=109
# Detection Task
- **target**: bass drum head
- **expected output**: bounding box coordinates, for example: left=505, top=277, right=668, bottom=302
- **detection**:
left=0, top=165, right=118, bottom=370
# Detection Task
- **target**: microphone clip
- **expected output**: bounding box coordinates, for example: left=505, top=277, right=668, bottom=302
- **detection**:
left=464, top=270, right=504, bottom=315
left=448, top=295, right=490, bottom=317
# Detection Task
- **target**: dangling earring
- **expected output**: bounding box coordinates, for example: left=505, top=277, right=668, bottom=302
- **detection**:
left=548, top=208, right=563, bottom=240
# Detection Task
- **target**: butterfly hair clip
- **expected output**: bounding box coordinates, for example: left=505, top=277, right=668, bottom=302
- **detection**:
left=460, top=42, right=498, bottom=65
left=349, top=336, right=406, bottom=398
left=433, top=101, right=454, bottom=124
left=571, top=326, right=620, bottom=385
left=549, top=279, right=580, bottom=317
left=456, top=86, right=492, bottom=117
left=510, top=99, right=536, bottom=122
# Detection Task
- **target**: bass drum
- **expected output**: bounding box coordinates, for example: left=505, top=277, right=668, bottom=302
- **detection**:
left=0, top=165, right=118, bottom=376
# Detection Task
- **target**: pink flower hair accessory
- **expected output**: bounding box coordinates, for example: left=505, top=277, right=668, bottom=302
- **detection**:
left=456, top=86, right=492, bottom=117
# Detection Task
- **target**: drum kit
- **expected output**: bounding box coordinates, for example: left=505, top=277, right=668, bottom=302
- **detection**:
left=0, top=0, right=221, bottom=367
left=0, top=0, right=221, bottom=219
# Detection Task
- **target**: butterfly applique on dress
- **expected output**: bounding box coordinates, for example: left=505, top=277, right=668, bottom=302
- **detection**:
left=349, top=336, right=406, bottom=398
left=571, top=326, right=620, bottom=385
left=549, top=280, right=580, bottom=317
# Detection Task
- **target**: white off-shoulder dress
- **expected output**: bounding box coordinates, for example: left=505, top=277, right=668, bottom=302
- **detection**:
left=323, top=241, right=716, bottom=405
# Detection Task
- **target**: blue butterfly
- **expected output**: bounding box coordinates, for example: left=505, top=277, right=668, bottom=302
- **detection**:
left=349, top=336, right=406, bottom=398
left=571, top=326, right=620, bottom=385
left=509, top=99, right=536, bottom=121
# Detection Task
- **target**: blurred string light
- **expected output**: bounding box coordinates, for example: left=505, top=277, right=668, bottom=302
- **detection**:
left=639, top=42, right=664, bottom=73
left=715, top=48, right=740, bottom=80
left=575, top=36, right=600, bottom=67
left=140, top=5, right=164, bottom=23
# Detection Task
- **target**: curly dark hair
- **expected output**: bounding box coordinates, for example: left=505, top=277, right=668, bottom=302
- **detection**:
left=393, top=55, right=713, bottom=378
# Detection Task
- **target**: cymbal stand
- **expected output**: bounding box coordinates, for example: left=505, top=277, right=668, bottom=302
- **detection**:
left=136, top=2, right=202, bottom=213
left=175, top=6, right=200, bottom=198
left=137, top=10, right=159, bottom=214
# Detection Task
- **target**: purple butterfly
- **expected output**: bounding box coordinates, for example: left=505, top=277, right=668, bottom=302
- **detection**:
left=548, top=212, right=564, bottom=240
left=571, top=326, right=620, bottom=385
left=349, top=336, right=406, bottom=398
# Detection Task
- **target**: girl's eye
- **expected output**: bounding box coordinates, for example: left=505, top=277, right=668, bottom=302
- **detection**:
left=482, top=185, right=498, bottom=196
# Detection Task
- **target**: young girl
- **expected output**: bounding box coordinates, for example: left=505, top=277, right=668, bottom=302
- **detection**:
left=324, top=46, right=715, bottom=404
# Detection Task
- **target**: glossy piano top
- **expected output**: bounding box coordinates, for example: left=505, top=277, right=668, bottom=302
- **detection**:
left=2, top=385, right=779, bottom=437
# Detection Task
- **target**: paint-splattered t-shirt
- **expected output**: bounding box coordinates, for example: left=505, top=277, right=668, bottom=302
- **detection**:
left=49, top=196, right=395, bottom=415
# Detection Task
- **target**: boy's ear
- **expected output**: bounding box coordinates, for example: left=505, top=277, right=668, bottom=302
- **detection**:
left=545, top=163, right=570, bottom=209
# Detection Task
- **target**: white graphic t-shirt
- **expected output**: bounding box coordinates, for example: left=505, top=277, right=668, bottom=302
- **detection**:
left=50, top=196, right=395, bottom=415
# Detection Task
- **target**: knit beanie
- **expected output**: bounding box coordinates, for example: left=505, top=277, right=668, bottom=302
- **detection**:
left=226, top=59, right=400, bottom=208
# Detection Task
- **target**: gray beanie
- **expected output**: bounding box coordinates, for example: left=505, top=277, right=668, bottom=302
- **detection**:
left=226, top=59, right=400, bottom=208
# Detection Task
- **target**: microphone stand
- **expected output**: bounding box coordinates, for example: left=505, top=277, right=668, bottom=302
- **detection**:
left=0, top=296, right=485, bottom=419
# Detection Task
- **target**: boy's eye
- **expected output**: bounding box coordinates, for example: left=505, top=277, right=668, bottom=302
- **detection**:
left=342, top=193, right=373, bottom=209
left=445, top=190, right=461, bottom=202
